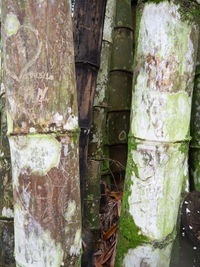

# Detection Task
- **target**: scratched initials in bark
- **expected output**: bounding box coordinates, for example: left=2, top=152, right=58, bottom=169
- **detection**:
left=4, top=25, right=42, bottom=82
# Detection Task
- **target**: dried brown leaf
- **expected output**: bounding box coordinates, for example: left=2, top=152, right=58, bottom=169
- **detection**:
left=103, top=225, right=117, bottom=241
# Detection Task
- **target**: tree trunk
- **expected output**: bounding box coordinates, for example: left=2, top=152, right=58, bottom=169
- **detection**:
left=116, top=1, right=199, bottom=266
left=2, top=1, right=81, bottom=266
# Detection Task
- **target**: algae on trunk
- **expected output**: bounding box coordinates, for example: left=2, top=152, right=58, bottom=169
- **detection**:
left=116, top=1, right=199, bottom=266
left=2, top=1, right=81, bottom=266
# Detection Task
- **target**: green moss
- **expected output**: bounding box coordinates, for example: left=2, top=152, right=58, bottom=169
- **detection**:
left=179, top=142, right=189, bottom=154
left=139, top=0, right=169, bottom=4
left=137, top=0, right=200, bottom=25
left=165, top=92, right=191, bottom=141
left=174, top=0, right=200, bottom=25
left=0, top=215, right=11, bottom=220
left=115, top=136, right=149, bottom=265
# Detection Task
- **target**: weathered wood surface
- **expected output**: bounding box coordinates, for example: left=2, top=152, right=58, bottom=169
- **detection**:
left=73, top=0, right=106, bottom=129
left=73, top=0, right=106, bottom=217
left=3, top=0, right=78, bottom=134
left=2, top=1, right=81, bottom=266
left=116, top=1, right=199, bottom=266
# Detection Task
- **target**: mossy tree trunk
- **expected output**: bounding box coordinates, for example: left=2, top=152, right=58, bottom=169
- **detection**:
left=2, top=1, right=81, bottom=266
left=106, top=0, right=134, bottom=188
left=116, top=1, right=199, bottom=266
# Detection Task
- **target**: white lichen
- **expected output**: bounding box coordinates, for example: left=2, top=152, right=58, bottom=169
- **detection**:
left=5, top=13, right=20, bottom=36
left=2, top=207, right=14, bottom=218
left=65, top=200, right=76, bottom=222
left=131, top=2, right=197, bottom=142
left=70, top=229, right=81, bottom=256
left=9, top=135, right=61, bottom=186
left=128, top=141, right=186, bottom=240
left=15, top=205, right=63, bottom=267
left=123, top=243, right=173, bottom=267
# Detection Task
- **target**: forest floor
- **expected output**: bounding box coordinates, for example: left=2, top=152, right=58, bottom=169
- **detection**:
left=94, top=182, right=122, bottom=267
left=94, top=184, right=200, bottom=267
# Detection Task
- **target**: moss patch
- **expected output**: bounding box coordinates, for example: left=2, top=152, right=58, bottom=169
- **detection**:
left=115, top=137, right=149, bottom=265
left=174, top=0, right=200, bottom=25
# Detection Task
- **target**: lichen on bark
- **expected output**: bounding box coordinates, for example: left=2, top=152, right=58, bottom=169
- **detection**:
left=2, top=1, right=82, bottom=266
left=116, top=1, right=199, bottom=265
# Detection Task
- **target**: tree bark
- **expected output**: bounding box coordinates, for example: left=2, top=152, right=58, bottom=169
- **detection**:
left=116, top=1, right=199, bottom=266
left=2, top=1, right=81, bottom=266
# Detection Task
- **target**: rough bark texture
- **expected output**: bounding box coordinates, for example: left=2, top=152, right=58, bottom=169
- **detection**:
left=2, top=1, right=81, bottom=266
left=86, top=0, right=116, bottom=231
left=106, top=0, right=134, bottom=185
left=116, top=1, right=199, bottom=266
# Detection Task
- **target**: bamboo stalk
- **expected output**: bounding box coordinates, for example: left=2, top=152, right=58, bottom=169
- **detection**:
left=190, top=37, right=200, bottom=191
left=116, top=1, right=199, bottom=266
left=107, top=0, right=134, bottom=184
left=73, top=0, right=107, bottom=220
left=0, top=6, right=15, bottom=265
left=2, top=1, right=81, bottom=266
left=86, top=0, right=116, bottom=230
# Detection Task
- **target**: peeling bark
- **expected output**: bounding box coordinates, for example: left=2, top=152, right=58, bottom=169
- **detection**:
left=2, top=1, right=81, bottom=266
left=116, top=1, right=199, bottom=266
